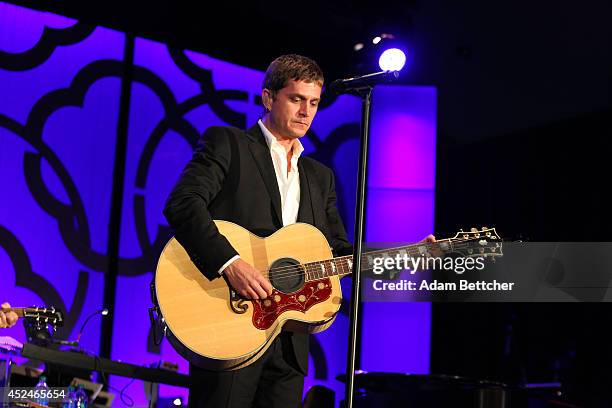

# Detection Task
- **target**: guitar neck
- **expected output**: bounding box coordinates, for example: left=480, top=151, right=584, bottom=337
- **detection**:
left=5, top=307, right=26, bottom=317
left=4, top=307, right=61, bottom=321
left=304, top=240, right=452, bottom=282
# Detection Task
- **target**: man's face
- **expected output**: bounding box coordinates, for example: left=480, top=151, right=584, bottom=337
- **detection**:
left=263, top=79, right=322, bottom=140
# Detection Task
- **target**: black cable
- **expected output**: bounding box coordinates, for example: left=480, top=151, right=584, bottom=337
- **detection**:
left=113, top=378, right=136, bottom=407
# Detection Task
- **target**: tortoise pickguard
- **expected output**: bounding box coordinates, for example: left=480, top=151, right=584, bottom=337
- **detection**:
left=251, top=278, right=332, bottom=330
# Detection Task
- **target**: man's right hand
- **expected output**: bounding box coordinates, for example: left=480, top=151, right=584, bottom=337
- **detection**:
left=223, top=258, right=273, bottom=299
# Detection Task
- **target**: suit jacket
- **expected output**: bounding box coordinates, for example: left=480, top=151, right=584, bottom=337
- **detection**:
left=163, top=124, right=352, bottom=374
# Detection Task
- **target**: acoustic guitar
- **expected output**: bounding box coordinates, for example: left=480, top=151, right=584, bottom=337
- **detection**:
left=154, top=221, right=501, bottom=370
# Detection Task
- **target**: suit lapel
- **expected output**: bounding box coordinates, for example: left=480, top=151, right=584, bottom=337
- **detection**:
left=246, top=124, right=283, bottom=226
left=297, top=160, right=314, bottom=224
left=298, top=158, right=323, bottom=227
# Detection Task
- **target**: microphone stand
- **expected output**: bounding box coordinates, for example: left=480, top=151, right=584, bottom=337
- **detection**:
left=344, top=85, right=373, bottom=408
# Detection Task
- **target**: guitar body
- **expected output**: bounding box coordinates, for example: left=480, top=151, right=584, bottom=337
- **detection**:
left=155, top=221, right=342, bottom=371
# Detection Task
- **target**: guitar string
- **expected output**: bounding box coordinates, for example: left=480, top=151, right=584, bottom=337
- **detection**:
left=258, top=241, right=445, bottom=280
left=263, top=237, right=496, bottom=279
left=260, top=238, right=496, bottom=282
left=255, top=238, right=499, bottom=283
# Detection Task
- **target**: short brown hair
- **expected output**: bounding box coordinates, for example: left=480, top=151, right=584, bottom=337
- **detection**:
left=263, top=54, right=324, bottom=96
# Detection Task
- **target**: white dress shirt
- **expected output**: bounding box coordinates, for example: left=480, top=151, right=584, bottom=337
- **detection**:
left=217, top=120, right=304, bottom=274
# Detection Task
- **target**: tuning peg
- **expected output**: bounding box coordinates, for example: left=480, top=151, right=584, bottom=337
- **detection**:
left=471, top=227, right=478, bottom=232
left=482, top=226, right=488, bottom=230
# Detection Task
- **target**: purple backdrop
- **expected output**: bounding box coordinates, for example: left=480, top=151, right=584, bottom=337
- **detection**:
left=361, top=85, right=437, bottom=374
left=0, top=0, right=123, bottom=364
left=0, top=2, right=436, bottom=406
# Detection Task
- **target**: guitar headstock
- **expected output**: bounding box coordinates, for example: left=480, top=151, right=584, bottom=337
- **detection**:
left=22, top=306, right=64, bottom=328
left=442, top=227, right=503, bottom=260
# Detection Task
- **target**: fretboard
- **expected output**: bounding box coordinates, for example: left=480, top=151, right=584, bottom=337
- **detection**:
left=303, top=240, right=453, bottom=282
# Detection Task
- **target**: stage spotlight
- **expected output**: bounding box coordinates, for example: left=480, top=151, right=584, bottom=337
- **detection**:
left=172, top=398, right=182, bottom=406
left=378, top=48, right=406, bottom=71
left=350, top=32, right=408, bottom=76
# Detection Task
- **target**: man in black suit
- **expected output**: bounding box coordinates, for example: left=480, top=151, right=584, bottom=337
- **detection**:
left=164, top=54, right=352, bottom=407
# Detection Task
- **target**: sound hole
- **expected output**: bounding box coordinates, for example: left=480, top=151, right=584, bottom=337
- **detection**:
left=269, top=257, right=305, bottom=294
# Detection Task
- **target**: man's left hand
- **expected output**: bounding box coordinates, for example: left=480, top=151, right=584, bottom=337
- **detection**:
left=420, top=234, right=436, bottom=244
left=0, top=303, right=18, bottom=329
left=419, top=234, right=443, bottom=257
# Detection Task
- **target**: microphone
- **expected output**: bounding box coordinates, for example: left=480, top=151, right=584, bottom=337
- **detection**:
left=75, top=308, right=109, bottom=345
left=327, top=70, right=400, bottom=94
